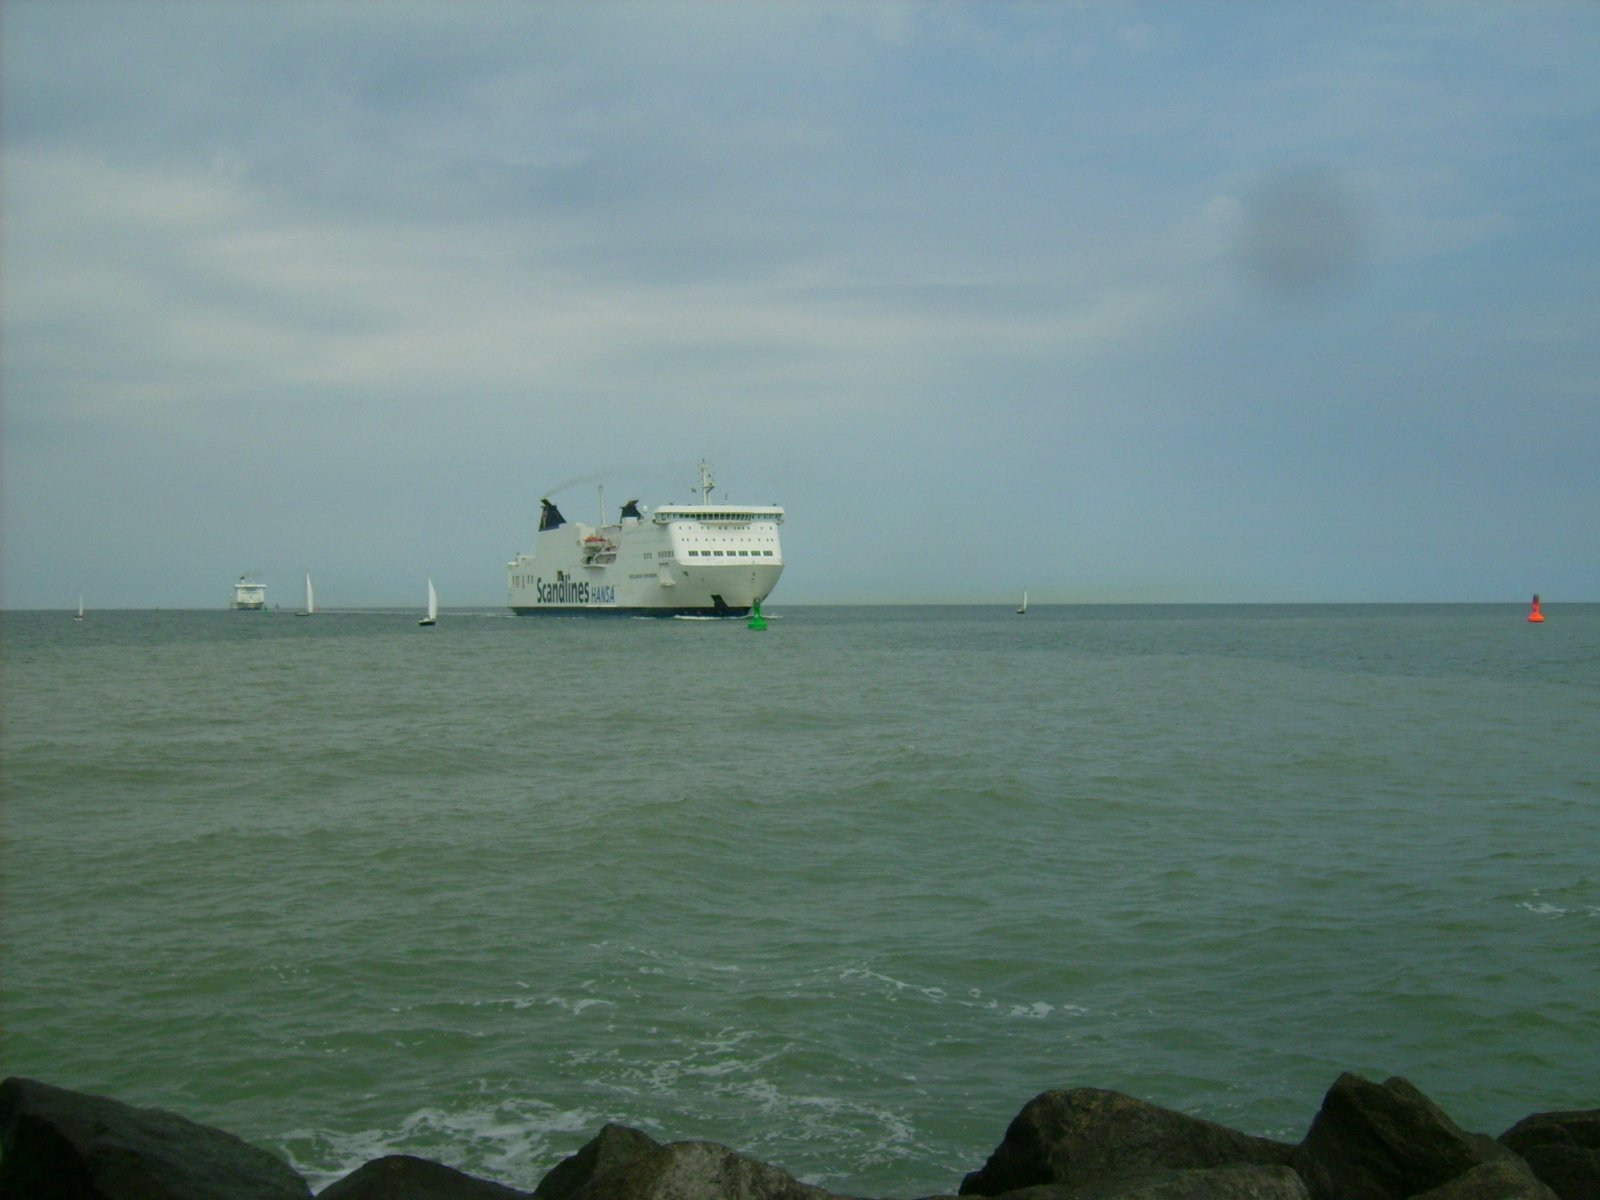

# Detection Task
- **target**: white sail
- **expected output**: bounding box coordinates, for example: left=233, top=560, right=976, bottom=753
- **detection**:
left=76, top=593, right=85, bottom=621
left=1017, top=590, right=1028, bottom=614
left=420, top=578, right=438, bottom=625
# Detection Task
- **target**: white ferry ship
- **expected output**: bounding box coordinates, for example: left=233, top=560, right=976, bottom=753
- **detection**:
left=232, top=575, right=266, bottom=610
left=507, top=462, right=783, bottom=617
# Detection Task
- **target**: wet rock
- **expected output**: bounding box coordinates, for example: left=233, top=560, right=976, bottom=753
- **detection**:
left=532, top=1125, right=838, bottom=1200
left=1080, top=1165, right=1309, bottom=1199
left=1292, top=1073, right=1534, bottom=1200
left=533, top=1123, right=661, bottom=1199
left=957, top=1089, right=1295, bottom=1197
left=981, top=1164, right=1309, bottom=1199
left=317, top=1153, right=533, bottom=1198
left=0, top=1075, right=312, bottom=1200
left=1499, top=1110, right=1600, bottom=1200
left=1408, top=1160, right=1560, bottom=1199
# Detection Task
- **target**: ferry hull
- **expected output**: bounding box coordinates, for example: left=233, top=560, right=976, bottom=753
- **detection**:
left=510, top=604, right=763, bottom=618
left=508, top=562, right=782, bottom=617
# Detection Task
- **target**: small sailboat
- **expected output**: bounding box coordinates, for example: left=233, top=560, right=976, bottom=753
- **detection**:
left=296, top=573, right=315, bottom=617
left=75, top=593, right=85, bottom=622
left=419, top=578, right=438, bottom=626
left=1016, top=589, right=1028, bottom=615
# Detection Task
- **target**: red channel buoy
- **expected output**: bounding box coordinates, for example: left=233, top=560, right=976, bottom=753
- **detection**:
left=1528, top=594, right=1545, bottom=623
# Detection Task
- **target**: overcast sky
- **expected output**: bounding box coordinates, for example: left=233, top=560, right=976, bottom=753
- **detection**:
left=4, top=2, right=1596, bottom=608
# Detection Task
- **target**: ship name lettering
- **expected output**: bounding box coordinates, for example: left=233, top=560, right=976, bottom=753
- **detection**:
left=535, top=575, right=616, bottom=606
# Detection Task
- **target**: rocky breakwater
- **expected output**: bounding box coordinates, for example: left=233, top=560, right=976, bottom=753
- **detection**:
left=1, top=1072, right=1595, bottom=1200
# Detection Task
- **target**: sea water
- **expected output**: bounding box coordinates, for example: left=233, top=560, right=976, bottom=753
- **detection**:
left=2, top=604, right=1595, bottom=1194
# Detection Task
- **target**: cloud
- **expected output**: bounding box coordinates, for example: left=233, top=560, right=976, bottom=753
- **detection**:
left=4, top=2, right=1599, bottom=606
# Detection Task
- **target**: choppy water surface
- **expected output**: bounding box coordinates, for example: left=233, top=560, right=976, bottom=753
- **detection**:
left=2, top=604, right=1596, bottom=1193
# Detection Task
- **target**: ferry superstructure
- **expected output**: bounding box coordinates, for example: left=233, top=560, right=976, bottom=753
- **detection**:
left=507, top=463, right=783, bottom=616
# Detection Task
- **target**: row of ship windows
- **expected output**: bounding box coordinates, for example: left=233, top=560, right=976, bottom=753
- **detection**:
left=688, top=549, right=776, bottom=557
left=662, top=513, right=768, bottom=522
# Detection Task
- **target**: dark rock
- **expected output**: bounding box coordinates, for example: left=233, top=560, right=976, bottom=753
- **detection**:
left=533, top=1124, right=661, bottom=1199
left=1291, top=1073, right=1533, bottom=1200
left=532, top=1126, right=838, bottom=1200
left=1074, top=1166, right=1309, bottom=1199
left=0, top=1075, right=312, bottom=1200
left=965, top=1164, right=1308, bottom=1199
left=611, top=1139, right=838, bottom=1199
left=958, top=1089, right=1295, bottom=1197
left=1502, top=1111, right=1600, bottom=1153
left=317, top=1154, right=532, bottom=1199
left=1408, top=1160, right=1560, bottom=1199
left=1027, top=1164, right=1307, bottom=1199
left=1499, top=1110, right=1600, bottom=1200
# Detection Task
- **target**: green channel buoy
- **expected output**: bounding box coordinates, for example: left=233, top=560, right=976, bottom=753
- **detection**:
left=747, top=599, right=768, bottom=631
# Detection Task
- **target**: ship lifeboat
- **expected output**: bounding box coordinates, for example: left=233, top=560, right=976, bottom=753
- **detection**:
left=581, top=535, right=618, bottom=563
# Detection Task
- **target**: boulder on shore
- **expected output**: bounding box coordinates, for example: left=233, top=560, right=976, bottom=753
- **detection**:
left=973, top=1163, right=1310, bottom=1199
left=958, top=1088, right=1296, bottom=1197
left=533, top=1123, right=661, bottom=1200
left=1498, top=1110, right=1600, bottom=1200
left=1291, top=1073, right=1552, bottom=1200
left=1407, top=1160, right=1562, bottom=1200
left=0, top=1075, right=312, bottom=1200
left=530, top=1122, right=841, bottom=1200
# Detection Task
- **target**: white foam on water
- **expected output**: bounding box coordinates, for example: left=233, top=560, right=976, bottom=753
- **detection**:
left=1007, top=1001, right=1056, bottom=1020
left=616, top=1029, right=781, bottom=1093
left=838, top=964, right=1089, bottom=1021
left=279, top=1097, right=601, bottom=1192
left=1516, top=886, right=1600, bottom=919
left=542, top=995, right=617, bottom=1015
left=1519, top=899, right=1600, bottom=919
left=700, top=1076, right=924, bottom=1190
left=1521, top=901, right=1567, bottom=917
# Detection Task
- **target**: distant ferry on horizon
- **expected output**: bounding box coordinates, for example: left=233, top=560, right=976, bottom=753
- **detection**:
left=232, top=575, right=266, bottom=611
left=507, top=462, right=783, bottom=617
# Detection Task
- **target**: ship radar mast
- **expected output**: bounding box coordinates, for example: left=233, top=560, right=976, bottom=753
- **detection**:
left=697, top=460, right=715, bottom=503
